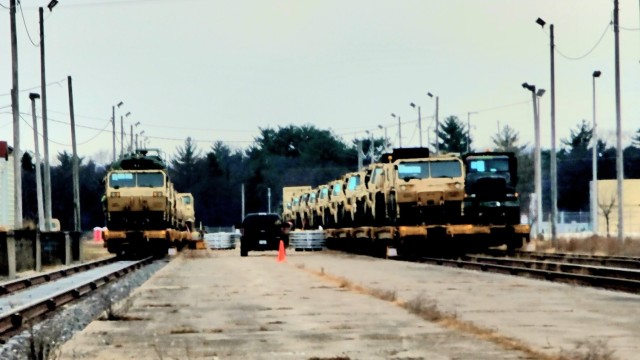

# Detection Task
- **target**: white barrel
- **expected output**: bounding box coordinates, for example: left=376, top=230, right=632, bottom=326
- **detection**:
left=204, top=232, right=238, bottom=249
left=290, top=230, right=325, bottom=251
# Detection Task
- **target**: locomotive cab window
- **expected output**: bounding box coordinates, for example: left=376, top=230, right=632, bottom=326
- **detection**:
left=109, top=173, right=135, bottom=188
left=137, top=172, right=165, bottom=187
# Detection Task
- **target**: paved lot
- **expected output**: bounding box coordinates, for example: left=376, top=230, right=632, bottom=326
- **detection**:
left=59, top=248, right=639, bottom=359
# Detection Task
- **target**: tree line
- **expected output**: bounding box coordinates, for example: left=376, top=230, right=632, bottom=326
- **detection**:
left=18, top=118, right=640, bottom=231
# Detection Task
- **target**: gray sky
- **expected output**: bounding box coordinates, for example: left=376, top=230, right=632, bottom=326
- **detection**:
left=1, top=0, right=639, bottom=165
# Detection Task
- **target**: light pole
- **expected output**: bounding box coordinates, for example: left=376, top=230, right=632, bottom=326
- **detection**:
left=391, top=113, right=401, bottom=148
left=427, top=92, right=439, bottom=154
left=29, top=93, right=45, bottom=231
left=592, top=70, right=601, bottom=235
left=136, top=130, right=145, bottom=150
left=466, top=111, right=477, bottom=153
left=40, top=3, right=58, bottom=231
left=378, top=125, right=388, bottom=152
left=410, top=102, right=422, bottom=147
left=536, top=17, right=558, bottom=245
left=523, top=82, right=543, bottom=239
left=112, top=101, right=123, bottom=163
left=120, top=111, right=131, bottom=157
left=130, top=120, right=139, bottom=153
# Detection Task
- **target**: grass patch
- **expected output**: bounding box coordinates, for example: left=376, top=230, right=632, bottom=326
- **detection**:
left=535, top=236, right=640, bottom=257
left=559, top=340, right=616, bottom=360
left=170, top=325, right=198, bottom=334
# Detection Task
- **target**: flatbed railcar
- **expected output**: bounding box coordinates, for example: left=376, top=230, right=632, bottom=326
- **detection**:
left=283, top=148, right=530, bottom=257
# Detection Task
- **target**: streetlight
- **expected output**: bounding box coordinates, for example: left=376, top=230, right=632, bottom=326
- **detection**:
left=410, top=102, right=422, bottom=147
left=536, top=16, right=558, bottom=244
left=466, top=111, right=477, bottom=153
left=29, top=93, right=45, bottom=231
left=136, top=130, right=145, bottom=150
left=592, top=70, right=601, bottom=235
left=522, top=82, right=543, bottom=239
left=121, top=111, right=131, bottom=157
left=427, top=92, right=439, bottom=154
left=365, top=130, right=374, bottom=164
left=378, top=125, right=388, bottom=152
left=112, top=101, right=124, bottom=162
left=391, top=113, right=401, bottom=148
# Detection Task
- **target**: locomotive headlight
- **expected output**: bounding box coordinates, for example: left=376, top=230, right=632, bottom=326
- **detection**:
left=153, top=191, right=164, bottom=197
left=110, top=192, right=120, bottom=198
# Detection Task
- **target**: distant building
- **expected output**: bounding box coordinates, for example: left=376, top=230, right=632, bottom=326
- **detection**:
left=593, top=179, right=640, bottom=237
left=0, top=141, right=15, bottom=230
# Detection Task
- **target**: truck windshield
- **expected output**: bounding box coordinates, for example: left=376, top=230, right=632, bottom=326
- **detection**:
left=109, top=171, right=165, bottom=188
left=347, top=176, right=360, bottom=190
left=397, top=160, right=462, bottom=179
left=467, top=156, right=510, bottom=173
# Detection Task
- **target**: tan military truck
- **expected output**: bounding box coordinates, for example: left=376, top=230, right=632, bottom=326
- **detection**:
left=326, top=178, right=348, bottom=227
left=313, top=184, right=331, bottom=228
left=363, top=148, right=465, bottom=226
left=388, top=154, right=465, bottom=225
left=282, top=186, right=312, bottom=225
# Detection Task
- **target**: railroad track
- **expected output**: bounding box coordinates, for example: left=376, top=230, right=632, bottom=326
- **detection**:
left=0, top=256, right=154, bottom=341
left=419, top=254, right=640, bottom=294
left=0, top=256, right=118, bottom=297
left=512, top=251, right=640, bottom=270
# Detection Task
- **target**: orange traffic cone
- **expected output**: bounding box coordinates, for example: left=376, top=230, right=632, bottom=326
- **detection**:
left=277, top=240, right=286, bottom=262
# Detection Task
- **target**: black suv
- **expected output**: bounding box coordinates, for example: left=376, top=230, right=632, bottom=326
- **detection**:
left=238, top=213, right=290, bottom=257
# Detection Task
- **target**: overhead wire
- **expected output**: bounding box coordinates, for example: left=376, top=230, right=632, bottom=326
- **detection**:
left=18, top=0, right=40, bottom=47
left=554, top=21, right=611, bottom=61
left=0, top=78, right=67, bottom=97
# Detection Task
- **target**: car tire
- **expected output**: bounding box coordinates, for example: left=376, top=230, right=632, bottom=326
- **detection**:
left=240, top=247, right=248, bottom=257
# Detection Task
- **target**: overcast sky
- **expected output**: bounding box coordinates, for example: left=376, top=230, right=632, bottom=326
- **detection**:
left=1, top=0, right=639, bottom=165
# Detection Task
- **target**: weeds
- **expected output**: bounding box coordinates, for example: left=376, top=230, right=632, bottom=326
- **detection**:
left=369, top=287, right=397, bottom=302
left=534, top=236, right=640, bottom=257
left=559, top=339, right=616, bottom=360
left=98, top=288, right=138, bottom=321
left=15, top=321, right=63, bottom=360
left=402, top=293, right=444, bottom=321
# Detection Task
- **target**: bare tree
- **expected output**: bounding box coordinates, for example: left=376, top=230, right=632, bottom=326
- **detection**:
left=598, top=194, right=616, bottom=237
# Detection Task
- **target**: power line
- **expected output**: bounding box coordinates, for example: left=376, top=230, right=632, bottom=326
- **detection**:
left=554, top=21, right=611, bottom=61
left=18, top=0, right=40, bottom=47
left=0, top=78, right=66, bottom=97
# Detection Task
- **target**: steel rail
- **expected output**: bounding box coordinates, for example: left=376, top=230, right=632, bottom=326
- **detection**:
left=513, top=251, right=640, bottom=270
left=0, top=256, right=118, bottom=297
left=420, top=256, right=640, bottom=294
left=0, top=256, right=153, bottom=341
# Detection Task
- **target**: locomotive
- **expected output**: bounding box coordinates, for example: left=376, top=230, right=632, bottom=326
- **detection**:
left=103, top=149, right=196, bottom=256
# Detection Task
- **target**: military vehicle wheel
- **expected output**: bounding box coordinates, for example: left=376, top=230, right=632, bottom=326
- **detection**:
left=374, top=194, right=385, bottom=225
left=388, top=194, right=398, bottom=225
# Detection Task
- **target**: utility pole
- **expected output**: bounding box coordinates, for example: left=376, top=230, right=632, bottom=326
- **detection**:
left=592, top=70, right=601, bottom=235
left=40, top=6, right=52, bottom=232
left=435, top=96, right=440, bottom=155
left=418, top=106, right=422, bottom=147
left=614, top=0, right=624, bottom=242
left=550, top=24, right=558, bottom=246
left=112, top=105, right=116, bottom=163
left=120, top=115, right=124, bottom=158
left=467, top=112, right=477, bottom=153
left=130, top=125, right=134, bottom=153
left=68, top=76, right=81, bottom=232
left=10, top=0, right=22, bottom=229
left=29, top=93, right=44, bottom=231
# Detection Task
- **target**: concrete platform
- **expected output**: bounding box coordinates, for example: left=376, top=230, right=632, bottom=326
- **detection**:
left=59, top=249, right=639, bottom=359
